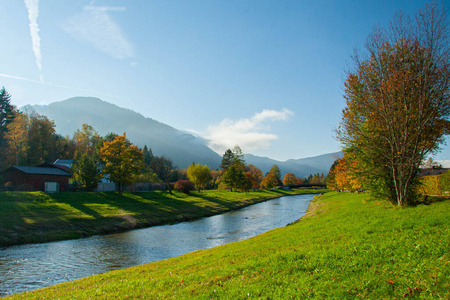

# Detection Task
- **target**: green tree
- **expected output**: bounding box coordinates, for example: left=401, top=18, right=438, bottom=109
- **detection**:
left=142, top=145, right=153, bottom=166
left=231, top=145, right=245, bottom=165
left=187, top=163, right=212, bottom=192
left=337, top=4, right=450, bottom=206
left=222, top=163, right=246, bottom=192
left=99, top=133, right=143, bottom=195
left=102, top=132, right=119, bottom=143
left=72, top=152, right=102, bottom=191
left=136, top=145, right=158, bottom=183
left=220, top=145, right=245, bottom=170
left=4, top=112, right=28, bottom=166
left=25, top=113, right=57, bottom=165
left=268, top=164, right=282, bottom=186
left=73, top=123, right=101, bottom=155
left=0, top=87, right=16, bottom=147
left=151, top=156, right=176, bottom=194
left=0, top=87, right=17, bottom=167
left=220, top=149, right=234, bottom=170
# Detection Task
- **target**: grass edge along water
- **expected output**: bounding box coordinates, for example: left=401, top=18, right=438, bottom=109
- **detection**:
left=7, top=191, right=449, bottom=299
left=0, top=188, right=324, bottom=247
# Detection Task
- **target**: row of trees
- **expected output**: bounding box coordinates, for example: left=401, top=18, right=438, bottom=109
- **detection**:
left=0, top=91, right=179, bottom=193
left=65, top=125, right=177, bottom=194
left=0, top=89, right=75, bottom=169
left=184, top=146, right=326, bottom=193
left=0, top=87, right=326, bottom=194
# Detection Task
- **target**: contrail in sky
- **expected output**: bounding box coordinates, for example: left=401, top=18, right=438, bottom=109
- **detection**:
left=0, top=73, right=121, bottom=100
left=24, top=0, right=43, bottom=82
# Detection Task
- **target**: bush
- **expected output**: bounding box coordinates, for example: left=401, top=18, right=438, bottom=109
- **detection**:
left=174, top=180, right=195, bottom=194
left=419, top=171, right=450, bottom=196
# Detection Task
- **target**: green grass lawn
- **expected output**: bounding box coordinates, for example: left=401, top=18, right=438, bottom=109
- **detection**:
left=7, top=191, right=449, bottom=299
left=0, top=188, right=323, bottom=246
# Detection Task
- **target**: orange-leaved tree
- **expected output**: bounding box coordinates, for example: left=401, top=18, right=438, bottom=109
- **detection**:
left=99, top=133, right=143, bottom=195
left=283, top=173, right=298, bottom=186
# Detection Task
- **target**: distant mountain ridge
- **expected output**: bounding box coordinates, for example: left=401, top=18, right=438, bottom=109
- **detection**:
left=23, top=96, right=341, bottom=175
left=23, top=97, right=222, bottom=169
left=245, top=152, right=342, bottom=178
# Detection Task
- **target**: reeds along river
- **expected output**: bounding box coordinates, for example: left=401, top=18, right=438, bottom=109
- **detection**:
left=0, top=194, right=314, bottom=296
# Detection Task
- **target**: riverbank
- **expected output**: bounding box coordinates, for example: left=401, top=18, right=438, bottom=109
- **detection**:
left=0, top=188, right=325, bottom=247
left=8, top=191, right=449, bottom=299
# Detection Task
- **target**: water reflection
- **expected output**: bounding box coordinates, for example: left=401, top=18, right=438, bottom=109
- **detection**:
left=0, top=194, right=313, bottom=296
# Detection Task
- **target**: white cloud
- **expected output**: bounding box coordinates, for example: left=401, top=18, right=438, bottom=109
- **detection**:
left=24, top=0, right=43, bottom=82
left=203, top=108, right=294, bottom=154
left=63, top=5, right=133, bottom=59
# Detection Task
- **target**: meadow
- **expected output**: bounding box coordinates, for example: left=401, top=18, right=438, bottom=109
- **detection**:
left=7, top=191, right=449, bottom=299
left=0, top=188, right=324, bottom=246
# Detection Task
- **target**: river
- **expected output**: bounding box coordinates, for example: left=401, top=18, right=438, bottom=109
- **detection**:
left=0, top=194, right=314, bottom=296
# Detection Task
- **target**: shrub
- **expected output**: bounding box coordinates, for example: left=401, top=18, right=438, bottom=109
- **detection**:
left=174, top=180, right=195, bottom=194
left=4, top=181, right=12, bottom=188
left=419, top=172, right=450, bottom=196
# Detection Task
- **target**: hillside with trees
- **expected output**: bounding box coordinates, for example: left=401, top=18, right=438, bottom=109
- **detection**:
left=24, top=97, right=222, bottom=169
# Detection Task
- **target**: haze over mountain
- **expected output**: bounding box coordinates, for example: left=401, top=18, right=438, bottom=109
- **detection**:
left=24, top=97, right=221, bottom=169
left=23, top=97, right=340, bottom=175
left=245, top=152, right=342, bottom=178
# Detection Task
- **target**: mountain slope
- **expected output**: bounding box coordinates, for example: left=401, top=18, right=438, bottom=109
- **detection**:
left=24, top=97, right=222, bottom=169
left=245, top=151, right=342, bottom=178
left=23, top=97, right=340, bottom=176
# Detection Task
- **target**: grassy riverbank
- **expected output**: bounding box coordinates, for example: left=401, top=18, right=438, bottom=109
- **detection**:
left=7, top=191, right=449, bottom=299
left=0, top=188, right=324, bottom=247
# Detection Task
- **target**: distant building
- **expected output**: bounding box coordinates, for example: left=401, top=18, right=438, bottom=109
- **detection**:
left=418, top=167, right=449, bottom=177
left=53, top=159, right=74, bottom=169
left=53, top=159, right=111, bottom=184
left=38, top=162, right=71, bottom=173
left=1, top=166, right=71, bottom=192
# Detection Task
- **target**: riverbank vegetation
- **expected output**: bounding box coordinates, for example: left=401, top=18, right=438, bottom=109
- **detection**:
left=0, top=90, right=323, bottom=195
left=8, top=191, right=449, bottom=299
left=0, top=188, right=325, bottom=247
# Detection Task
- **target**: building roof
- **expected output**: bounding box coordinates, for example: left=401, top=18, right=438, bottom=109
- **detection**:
left=9, top=166, right=71, bottom=176
left=418, top=168, right=449, bottom=176
left=54, top=159, right=73, bottom=167
left=38, top=163, right=71, bottom=173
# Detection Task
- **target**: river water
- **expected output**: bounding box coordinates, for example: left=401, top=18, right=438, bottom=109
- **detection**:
left=0, top=194, right=314, bottom=296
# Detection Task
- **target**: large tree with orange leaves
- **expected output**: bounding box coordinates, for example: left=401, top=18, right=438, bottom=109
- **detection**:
left=100, top=133, right=143, bottom=195
left=337, top=4, right=450, bottom=206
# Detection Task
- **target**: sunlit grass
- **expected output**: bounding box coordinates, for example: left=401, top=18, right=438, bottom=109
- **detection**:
left=7, top=191, right=449, bottom=299
left=0, top=188, right=324, bottom=246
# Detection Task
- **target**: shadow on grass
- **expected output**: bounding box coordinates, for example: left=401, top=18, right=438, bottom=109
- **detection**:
left=410, top=195, right=450, bottom=206
left=49, top=191, right=199, bottom=220
left=0, top=189, right=305, bottom=246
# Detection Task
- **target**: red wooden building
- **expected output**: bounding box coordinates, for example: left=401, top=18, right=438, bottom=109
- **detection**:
left=2, top=166, right=71, bottom=192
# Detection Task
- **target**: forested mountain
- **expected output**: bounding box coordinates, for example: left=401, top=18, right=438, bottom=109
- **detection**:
left=23, top=96, right=340, bottom=175
left=23, top=97, right=221, bottom=169
left=245, top=152, right=342, bottom=177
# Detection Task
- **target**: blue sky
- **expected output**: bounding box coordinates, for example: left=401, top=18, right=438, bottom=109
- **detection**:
left=1, top=0, right=449, bottom=161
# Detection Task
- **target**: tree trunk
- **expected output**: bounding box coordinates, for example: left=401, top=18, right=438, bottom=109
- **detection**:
left=118, top=182, right=123, bottom=196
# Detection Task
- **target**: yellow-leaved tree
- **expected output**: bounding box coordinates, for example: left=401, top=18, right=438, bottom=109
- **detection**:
left=99, top=133, right=143, bottom=195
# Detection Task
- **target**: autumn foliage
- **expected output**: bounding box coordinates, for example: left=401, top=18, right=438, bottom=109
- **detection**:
left=337, top=4, right=450, bottom=205
left=327, top=155, right=362, bottom=192
left=99, top=133, right=143, bottom=194
left=174, top=180, right=195, bottom=194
